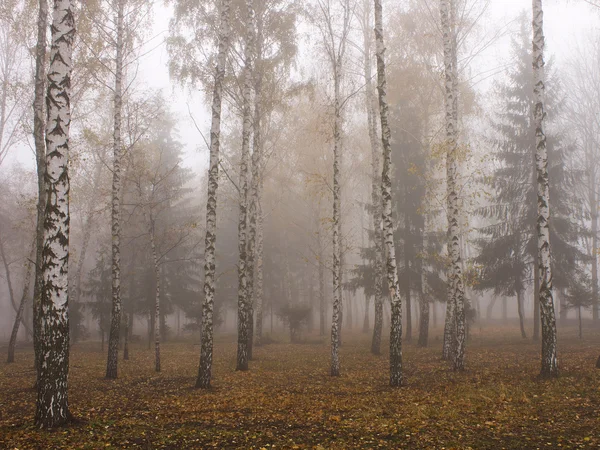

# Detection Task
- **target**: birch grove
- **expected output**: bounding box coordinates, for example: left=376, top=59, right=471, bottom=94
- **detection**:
left=3, top=0, right=600, bottom=440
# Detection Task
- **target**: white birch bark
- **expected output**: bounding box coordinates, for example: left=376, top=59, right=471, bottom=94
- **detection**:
left=106, top=0, right=124, bottom=380
left=330, top=52, right=343, bottom=377
left=236, top=0, right=256, bottom=372
left=196, top=0, right=232, bottom=389
left=247, top=13, right=263, bottom=354
left=440, top=0, right=466, bottom=371
left=374, top=0, right=403, bottom=387
left=35, top=0, right=75, bottom=428
left=532, top=0, right=558, bottom=377
left=254, top=192, right=264, bottom=344
left=150, top=221, right=161, bottom=372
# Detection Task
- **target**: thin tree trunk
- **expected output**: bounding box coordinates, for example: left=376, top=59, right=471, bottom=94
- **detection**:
left=123, top=313, right=129, bottom=360
left=486, top=295, right=496, bottom=320
left=7, top=240, right=35, bottom=363
left=404, top=211, right=412, bottom=343
left=236, top=0, right=256, bottom=372
left=73, top=162, right=103, bottom=307
left=441, top=0, right=466, bottom=371
left=149, top=223, right=161, bottom=372
left=578, top=306, right=582, bottom=339
left=0, top=233, right=33, bottom=338
left=417, top=233, right=429, bottom=347
left=106, top=0, right=124, bottom=380
left=330, top=46, right=344, bottom=377
left=254, top=194, right=264, bottom=345
left=35, top=0, right=75, bottom=428
left=247, top=5, right=263, bottom=356
left=375, top=0, right=403, bottom=386
left=362, top=0, right=384, bottom=355
left=517, top=289, right=527, bottom=339
left=591, top=172, right=598, bottom=322
left=32, top=0, right=48, bottom=389
left=363, top=295, right=370, bottom=333
left=318, top=226, right=326, bottom=337
left=196, top=0, right=232, bottom=389
left=532, top=0, right=558, bottom=378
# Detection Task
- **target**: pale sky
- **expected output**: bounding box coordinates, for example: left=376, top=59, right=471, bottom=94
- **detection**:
left=4, top=1, right=599, bottom=175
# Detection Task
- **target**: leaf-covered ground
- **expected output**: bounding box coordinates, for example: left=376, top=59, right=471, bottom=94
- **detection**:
left=1, top=325, right=600, bottom=449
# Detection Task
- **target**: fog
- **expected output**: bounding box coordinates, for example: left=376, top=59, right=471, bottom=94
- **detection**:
left=0, top=0, right=599, bottom=365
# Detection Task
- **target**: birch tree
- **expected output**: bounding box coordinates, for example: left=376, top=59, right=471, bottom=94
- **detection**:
left=358, top=0, right=384, bottom=355
left=311, top=0, right=353, bottom=377
left=106, top=0, right=125, bottom=380
left=196, top=0, right=232, bottom=389
left=440, top=0, right=466, bottom=371
left=374, top=0, right=403, bottom=387
left=90, top=0, right=153, bottom=379
left=35, top=0, right=76, bottom=429
left=32, top=0, right=48, bottom=389
left=532, top=0, right=558, bottom=378
left=236, top=0, right=256, bottom=372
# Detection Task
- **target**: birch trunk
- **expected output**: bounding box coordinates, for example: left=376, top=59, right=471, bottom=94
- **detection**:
left=35, top=0, right=75, bottom=428
left=247, top=13, right=263, bottom=354
left=330, top=59, right=343, bottom=377
left=150, top=222, right=161, bottom=372
left=590, top=170, right=598, bottom=322
left=196, top=0, right=232, bottom=389
left=318, top=225, right=326, bottom=336
left=254, top=193, right=264, bottom=345
left=123, top=312, right=129, bottom=360
left=417, top=232, right=429, bottom=347
left=236, top=0, right=256, bottom=371
left=363, top=1, right=384, bottom=355
left=374, top=0, right=403, bottom=386
left=532, top=0, right=558, bottom=378
left=517, top=289, right=527, bottom=339
left=106, top=0, right=124, bottom=380
left=442, top=286, right=454, bottom=359
left=404, top=210, right=412, bottom=342
left=32, top=0, right=48, bottom=384
left=7, top=240, right=35, bottom=363
left=440, top=0, right=466, bottom=371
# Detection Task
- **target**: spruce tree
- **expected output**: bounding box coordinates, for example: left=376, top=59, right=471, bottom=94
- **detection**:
left=475, top=16, right=584, bottom=339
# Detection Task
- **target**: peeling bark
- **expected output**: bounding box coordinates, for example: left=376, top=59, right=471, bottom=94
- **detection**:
left=35, top=0, right=75, bottom=428
left=532, top=0, right=558, bottom=378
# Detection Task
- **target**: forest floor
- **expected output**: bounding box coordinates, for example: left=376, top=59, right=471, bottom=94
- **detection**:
left=1, top=324, right=600, bottom=449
